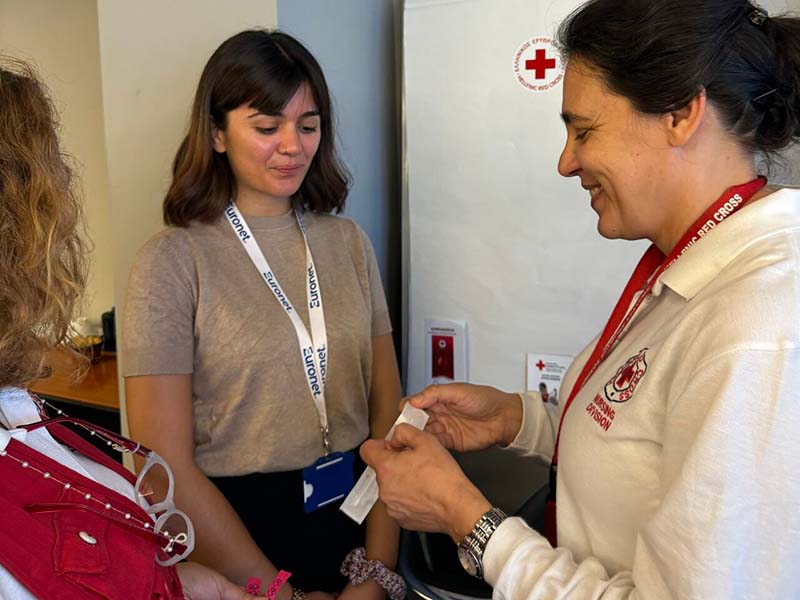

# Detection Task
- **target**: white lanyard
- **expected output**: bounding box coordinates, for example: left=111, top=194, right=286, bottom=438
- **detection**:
left=224, top=202, right=331, bottom=454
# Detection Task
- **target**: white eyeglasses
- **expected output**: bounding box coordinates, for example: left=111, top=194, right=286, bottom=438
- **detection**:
left=20, top=405, right=195, bottom=567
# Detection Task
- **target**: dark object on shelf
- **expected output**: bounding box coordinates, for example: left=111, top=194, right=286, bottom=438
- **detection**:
left=67, top=335, right=104, bottom=364
left=102, top=306, right=116, bottom=352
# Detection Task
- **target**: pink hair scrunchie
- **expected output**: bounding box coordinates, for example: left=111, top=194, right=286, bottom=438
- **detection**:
left=340, top=547, right=406, bottom=600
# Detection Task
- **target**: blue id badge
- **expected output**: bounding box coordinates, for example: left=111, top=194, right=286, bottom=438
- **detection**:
left=301, top=450, right=355, bottom=513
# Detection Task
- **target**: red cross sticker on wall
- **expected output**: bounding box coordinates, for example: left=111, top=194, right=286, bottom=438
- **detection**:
left=514, top=38, right=564, bottom=93
left=525, top=48, right=556, bottom=79
left=536, top=360, right=546, bottom=371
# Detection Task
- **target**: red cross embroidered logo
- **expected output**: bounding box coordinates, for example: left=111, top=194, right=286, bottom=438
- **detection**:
left=604, top=348, right=648, bottom=403
left=513, top=37, right=564, bottom=92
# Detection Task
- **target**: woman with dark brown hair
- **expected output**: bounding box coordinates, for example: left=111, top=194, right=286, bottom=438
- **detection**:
left=123, top=31, right=403, bottom=600
left=0, top=56, right=257, bottom=600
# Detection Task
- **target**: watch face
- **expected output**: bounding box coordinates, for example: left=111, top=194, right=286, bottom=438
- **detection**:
left=457, top=546, right=479, bottom=577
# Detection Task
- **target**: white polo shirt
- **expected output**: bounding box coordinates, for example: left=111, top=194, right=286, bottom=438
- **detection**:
left=484, top=188, right=800, bottom=599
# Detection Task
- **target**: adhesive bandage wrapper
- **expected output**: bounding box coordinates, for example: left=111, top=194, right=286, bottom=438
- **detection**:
left=340, top=403, right=429, bottom=524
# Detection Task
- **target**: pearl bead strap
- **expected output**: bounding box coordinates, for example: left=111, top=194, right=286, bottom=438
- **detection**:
left=3, top=395, right=186, bottom=553
left=0, top=447, right=183, bottom=542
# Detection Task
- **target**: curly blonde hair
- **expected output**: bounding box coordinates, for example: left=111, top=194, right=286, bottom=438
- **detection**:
left=0, top=58, right=88, bottom=388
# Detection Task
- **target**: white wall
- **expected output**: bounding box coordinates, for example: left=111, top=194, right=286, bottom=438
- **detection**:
left=404, top=0, right=648, bottom=395
left=403, top=0, right=800, bottom=396
left=277, top=0, right=402, bottom=337
left=0, top=0, right=279, bottom=390
left=0, top=0, right=114, bottom=331
left=95, top=0, right=278, bottom=442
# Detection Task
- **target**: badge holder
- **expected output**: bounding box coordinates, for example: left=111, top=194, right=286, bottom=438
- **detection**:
left=302, top=427, right=355, bottom=513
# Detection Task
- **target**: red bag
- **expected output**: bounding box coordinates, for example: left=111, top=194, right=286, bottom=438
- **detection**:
left=0, top=425, right=184, bottom=599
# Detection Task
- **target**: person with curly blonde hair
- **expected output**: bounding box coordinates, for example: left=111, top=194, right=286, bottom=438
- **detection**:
left=0, top=58, right=87, bottom=390
left=0, top=57, right=255, bottom=600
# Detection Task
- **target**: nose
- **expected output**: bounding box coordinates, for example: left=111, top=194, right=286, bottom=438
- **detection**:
left=557, top=139, right=580, bottom=178
left=277, top=125, right=301, bottom=155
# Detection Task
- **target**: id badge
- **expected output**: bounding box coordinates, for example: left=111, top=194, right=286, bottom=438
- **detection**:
left=301, top=450, right=355, bottom=513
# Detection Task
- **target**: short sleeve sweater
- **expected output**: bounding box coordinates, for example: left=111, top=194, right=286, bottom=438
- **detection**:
left=122, top=210, right=392, bottom=476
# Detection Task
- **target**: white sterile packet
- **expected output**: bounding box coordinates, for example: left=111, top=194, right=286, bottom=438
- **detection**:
left=340, top=402, right=430, bottom=524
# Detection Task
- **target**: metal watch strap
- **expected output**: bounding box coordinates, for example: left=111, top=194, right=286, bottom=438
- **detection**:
left=457, top=507, right=508, bottom=578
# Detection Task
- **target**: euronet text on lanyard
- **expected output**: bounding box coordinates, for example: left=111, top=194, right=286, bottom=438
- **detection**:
left=224, top=202, right=331, bottom=455
left=543, top=177, right=768, bottom=547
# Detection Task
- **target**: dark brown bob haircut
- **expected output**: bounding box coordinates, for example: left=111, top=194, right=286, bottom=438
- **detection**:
left=163, top=30, right=350, bottom=227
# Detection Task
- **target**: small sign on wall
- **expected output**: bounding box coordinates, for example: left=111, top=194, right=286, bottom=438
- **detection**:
left=425, top=319, right=468, bottom=385
left=526, top=353, right=574, bottom=405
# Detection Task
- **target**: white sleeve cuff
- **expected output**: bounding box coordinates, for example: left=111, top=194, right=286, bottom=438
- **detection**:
left=482, top=516, right=547, bottom=585
left=504, top=392, right=553, bottom=458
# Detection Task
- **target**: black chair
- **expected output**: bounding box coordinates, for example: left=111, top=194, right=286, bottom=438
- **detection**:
left=399, top=481, right=549, bottom=599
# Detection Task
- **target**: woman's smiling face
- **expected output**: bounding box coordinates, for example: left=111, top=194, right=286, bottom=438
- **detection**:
left=213, top=83, right=322, bottom=209
left=557, top=58, right=674, bottom=246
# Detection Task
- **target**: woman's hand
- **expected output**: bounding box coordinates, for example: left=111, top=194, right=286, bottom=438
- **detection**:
left=360, top=424, right=491, bottom=542
left=406, top=383, right=523, bottom=452
left=178, top=564, right=338, bottom=600
left=177, top=562, right=252, bottom=600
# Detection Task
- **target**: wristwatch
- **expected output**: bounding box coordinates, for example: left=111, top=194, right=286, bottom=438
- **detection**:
left=457, top=507, right=508, bottom=579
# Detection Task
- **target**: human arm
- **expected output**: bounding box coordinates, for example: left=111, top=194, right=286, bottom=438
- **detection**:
left=406, top=382, right=562, bottom=460
left=339, top=334, right=402, bottom=600
left=360, top=424, right=491, bottom=542
left=337, top=228, right=406, bottom=599
left=407, top=383, right=523, bottom=452
left=123, top=236, right=286, bottom=588
left=177, top=563, right=337, bottom=600
left=364, top=347, right=800, bottom=599
left=177, top=562, right=252, bottom=600
left=358, top=381, right=552, bottom=541
left=125, top=374, right=293, bottom=600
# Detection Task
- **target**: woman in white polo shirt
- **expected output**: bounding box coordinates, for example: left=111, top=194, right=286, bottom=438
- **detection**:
left=362, top=0, right=800, bottom=598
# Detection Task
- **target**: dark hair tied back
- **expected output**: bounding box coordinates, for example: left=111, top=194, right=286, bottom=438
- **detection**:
left=557, top=0, right=800, bottom=157
left=747, top=6, right=769, bottom=27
